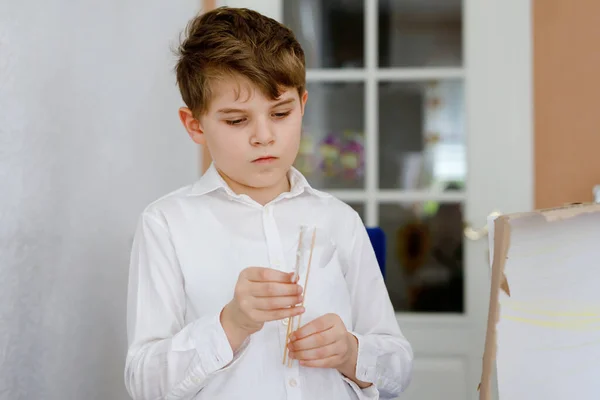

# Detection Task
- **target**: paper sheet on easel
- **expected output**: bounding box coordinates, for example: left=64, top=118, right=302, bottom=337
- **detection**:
left=480, top=203, right=600, bottom=400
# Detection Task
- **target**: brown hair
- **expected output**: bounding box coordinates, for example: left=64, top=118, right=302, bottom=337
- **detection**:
left=175, top=7, right=306, bottom=117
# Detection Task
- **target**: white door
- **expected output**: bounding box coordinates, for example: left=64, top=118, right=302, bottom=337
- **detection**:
left=214, top=1, right=533, bottom=399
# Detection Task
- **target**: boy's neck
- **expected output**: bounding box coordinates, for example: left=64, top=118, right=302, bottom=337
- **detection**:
left=216, top=168, right=291, bottom=206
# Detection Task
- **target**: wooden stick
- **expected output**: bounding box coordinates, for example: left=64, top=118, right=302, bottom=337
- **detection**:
left=282, top=311, right=293, bottom=365
left=283, top=227, right=305, bottom=365
left=287, top=227, right=317, bottom=368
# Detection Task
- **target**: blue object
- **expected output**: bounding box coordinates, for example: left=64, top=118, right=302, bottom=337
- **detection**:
left=366, top=227, right=386, bottom=279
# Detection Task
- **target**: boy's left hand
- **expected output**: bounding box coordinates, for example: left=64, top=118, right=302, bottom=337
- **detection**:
left=288, top=313, right=372, bottom=388
left=287, top=313, right=355, bottom=370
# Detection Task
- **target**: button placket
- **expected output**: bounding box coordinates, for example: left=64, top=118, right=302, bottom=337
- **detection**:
left=261, top=206, right=285, bottom=272
left=282, top=363, right=301, bottom=400
left=259, top=206, right=302, bottom=400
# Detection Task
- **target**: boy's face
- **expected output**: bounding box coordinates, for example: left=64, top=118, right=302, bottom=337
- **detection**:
left=180, top=76, right=308, bottom=199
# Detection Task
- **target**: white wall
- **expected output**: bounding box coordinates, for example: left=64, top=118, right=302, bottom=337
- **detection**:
left=219, top=0, right=282, bottom=20
left=0, top=1, right=200, bottom=399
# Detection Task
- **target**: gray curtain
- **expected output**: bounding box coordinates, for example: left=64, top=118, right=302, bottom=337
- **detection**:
left=0, top=1, right=200, bottom=399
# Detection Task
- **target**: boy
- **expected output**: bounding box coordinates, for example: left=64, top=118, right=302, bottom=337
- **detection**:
left=125, top=7, right=413, bottom=400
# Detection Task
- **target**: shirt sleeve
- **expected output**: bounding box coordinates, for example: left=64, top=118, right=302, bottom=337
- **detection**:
left=341, top=211, right=414, bottom=399
left=124, top=211, right=249, bottom=400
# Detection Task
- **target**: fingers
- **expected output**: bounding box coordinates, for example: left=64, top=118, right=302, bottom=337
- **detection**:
left=296, top=355, right=339, bottom=368
left=254, top=294, right=303, bottom=310
left=288, top=326, right=336, bottom=351
left=289, top=341, right=343, bottom=362
left=286, top=314, right=349, bottom=369
left=254, top=305, right=305, bottom=322
left=250, top=281, right=303, bottom=297
left=290, top=313, right=337, bottom=341
left=243, top=267, right=295, bottom=283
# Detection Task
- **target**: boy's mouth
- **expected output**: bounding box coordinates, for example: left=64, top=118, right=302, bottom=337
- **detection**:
left=252, top=156, right=278, bottom=164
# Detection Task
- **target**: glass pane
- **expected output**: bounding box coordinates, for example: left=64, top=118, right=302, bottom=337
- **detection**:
left=378, top=80, right=465, bottom=190
left=380, top=202, right=464, bottom=313
left=283, top=0, right=364, bottom=68
left=378, top=0, right=463, bottom=67
left=295, top=82, right=365, bottom=189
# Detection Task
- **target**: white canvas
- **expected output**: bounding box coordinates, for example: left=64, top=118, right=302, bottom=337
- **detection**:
left=483, top=205, right=600, bottom=400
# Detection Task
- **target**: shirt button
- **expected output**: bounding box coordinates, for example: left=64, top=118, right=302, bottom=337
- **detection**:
left=289, top=378, right=297, bottom=387
left=282, top=318, right=288, bottom=326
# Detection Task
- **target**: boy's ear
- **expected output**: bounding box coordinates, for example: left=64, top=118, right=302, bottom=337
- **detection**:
left=179, top=107, right=205, bottom=145
left=300, top=90, right=308, bottom=116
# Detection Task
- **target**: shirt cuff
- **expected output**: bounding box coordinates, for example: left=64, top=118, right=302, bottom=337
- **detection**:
left=191, top=312, right=250, bottom=374
left=342, top=376, right=380, bottom=400
left=351, top=332, right=379, bottom=384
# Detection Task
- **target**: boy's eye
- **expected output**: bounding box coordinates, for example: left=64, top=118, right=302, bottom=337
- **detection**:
left=226, top=118, right=245, bottom=126
left=273, top=111, right=291, bottom=118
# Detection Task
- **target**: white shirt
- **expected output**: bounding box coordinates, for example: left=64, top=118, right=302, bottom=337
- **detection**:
left=125, top=164, right=413, bottom=400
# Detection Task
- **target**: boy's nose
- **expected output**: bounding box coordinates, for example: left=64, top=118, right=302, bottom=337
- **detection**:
left=251, top=121, right=275, bottom=145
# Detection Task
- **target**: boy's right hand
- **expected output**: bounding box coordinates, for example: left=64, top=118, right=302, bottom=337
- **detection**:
left=220, top=267, right=305, bottom=350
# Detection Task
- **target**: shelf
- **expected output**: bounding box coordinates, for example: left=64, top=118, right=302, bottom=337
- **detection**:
left=376, top=67, right=464, bottom=81
left=306, top=69, right=366, bottom=82
left=327, top=189, right=466, bottom=203
left=306, top=67, right=464, bottom=82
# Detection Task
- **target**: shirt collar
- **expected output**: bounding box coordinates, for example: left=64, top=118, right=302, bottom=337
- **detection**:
left=188, top=162, right=327, bottom=201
